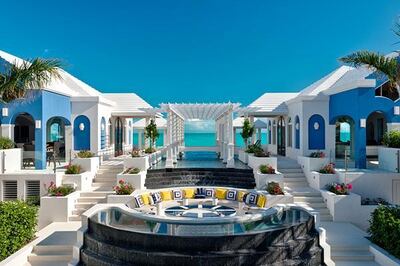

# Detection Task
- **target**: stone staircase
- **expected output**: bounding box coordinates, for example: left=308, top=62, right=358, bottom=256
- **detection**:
left=68, top=191, right=112, bottom=221
left=92, top=164, right=122, bottom=191
left=278, top=161, right=333, bottom=222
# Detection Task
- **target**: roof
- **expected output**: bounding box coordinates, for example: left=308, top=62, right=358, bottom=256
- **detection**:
left=131, top=117, right=167, bottom=129
left=233, top=117, right=268, bottom=128
left=241, top=93, right=298, bottom=116
left=102, top=93, right=153, bottom=117
left=155, top=103, right=241, bottom=120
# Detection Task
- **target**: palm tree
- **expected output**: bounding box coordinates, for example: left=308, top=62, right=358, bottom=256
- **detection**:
left=340, top=22, right=400, bottom=90
left=0, top=58, right=62, bottom=103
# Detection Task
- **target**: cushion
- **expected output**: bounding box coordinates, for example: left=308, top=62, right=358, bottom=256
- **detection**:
left=134, top=195, right=144, bottom=208
left=215, top=188, right=227, bottom=199
left=196, top=187, right=206, bottom=196
left=256, top=194, right=267, bottom=208
left=160, top=190, right=172, bottom=201
left=172, top=189, right=183, bottom=200
left=183, top=188, right=195, bottom=199
left=237, top=191, right=246, bottom=202
left=141, top=193, right=150, bottom=205
left=244, top=192, right=258, bottom=206
left=226, top=190, right=237, bottom=201
left=205, top=188, right=215, bottom=198
left=149, top=192, right=162, bottom=205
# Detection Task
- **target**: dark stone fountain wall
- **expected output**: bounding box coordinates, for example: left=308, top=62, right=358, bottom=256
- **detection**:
left=80, top=216, right=324, bottom=266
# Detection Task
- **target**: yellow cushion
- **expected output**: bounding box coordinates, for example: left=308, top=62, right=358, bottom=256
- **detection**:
left=256, top=194, right=266, bottom=208
left=237, top=191, right=246, bottom=202
left=215, top=188, right=227, bottom=199
left=183, top=188, right=195, bottom=199
left=160, top=190, right=172, bottom=201
left=141, top=193, right=150, bottom=205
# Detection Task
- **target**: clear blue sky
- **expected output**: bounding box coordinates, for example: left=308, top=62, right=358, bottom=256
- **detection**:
left=1, top=1, right=399, bottom=106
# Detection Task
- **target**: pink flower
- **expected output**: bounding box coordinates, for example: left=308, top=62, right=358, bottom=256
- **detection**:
left=347, top=184, right=353, bottom=190
left=335, top=185, right=341, bottom=190
left=119, top=179, right=124, bottom=185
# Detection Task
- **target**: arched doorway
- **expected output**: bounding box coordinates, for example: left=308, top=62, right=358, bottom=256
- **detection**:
left=114, top=117, right=123, bottom=156
left=74, top=115, right=91, bottom=151
left=14, top=113, right=35, bottom=167
left=46, top=117, right=70, bottom=161
left=277, top=116, right=286, bottom=156
left=366, top=111, right=387, bottom=158
left=335, top=116, right=355, bottom=159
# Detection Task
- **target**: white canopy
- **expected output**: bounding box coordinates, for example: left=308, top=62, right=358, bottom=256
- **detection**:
left=131, top=117, right=167, bottom=129
left=233, top=117, right=268, bottom=128
left=155, top=103, right=241, bottom=120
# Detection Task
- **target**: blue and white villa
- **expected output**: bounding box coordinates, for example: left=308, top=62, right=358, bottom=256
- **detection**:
left=1, top=49, right=400, bottom=266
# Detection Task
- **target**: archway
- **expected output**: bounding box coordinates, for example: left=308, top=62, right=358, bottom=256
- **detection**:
left=335, top=116, right=355, bottom=159
left=366, top=111, right=387, bottom=158
left=14, top=113, right=35, bottom=167
left=277, top=116, right=286, bottom=156
left=295, top=116, right=300, bottom=149
left=114, top=117, right=123, bottom=156
left=74, top=115, right=91, bottom=150
left=46, top=116, right=70, bottom=161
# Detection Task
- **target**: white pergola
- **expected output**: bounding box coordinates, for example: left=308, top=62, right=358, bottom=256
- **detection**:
left=143, top=103, right=240, bottom=168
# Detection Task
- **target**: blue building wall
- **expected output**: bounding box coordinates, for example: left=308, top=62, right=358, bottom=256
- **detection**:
left=0, top=90, right=71, bottom=169
left=308, top=114, right=325, bottom=150
left=74, top=115, right=91, bottom=150
left=329, top=86, right=400, bottom=168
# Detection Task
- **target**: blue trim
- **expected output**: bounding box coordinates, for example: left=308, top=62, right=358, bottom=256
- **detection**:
left=295, top=116, right=300, bottom=149
left=100, top=117, right=106, bottom=149
left=308, top=114, right=325, bottom=150
left=74, top=115, right=91, bottom=150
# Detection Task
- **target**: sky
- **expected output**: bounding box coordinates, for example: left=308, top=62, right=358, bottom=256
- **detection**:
left=1, top=1, right=399, bottom=108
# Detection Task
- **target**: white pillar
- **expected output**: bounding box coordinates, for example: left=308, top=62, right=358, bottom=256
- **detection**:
left=165, top=110, right=174, bottom=168
left=222, top=116, right=228, bottom=163
left=172, top=114, right=178, bottom=164
left=1, top=124, right=14, bottom=140
left=65, top=125, right=72, bottom=163
left=162, top=128, right=166, bottom=147
left=227, top=110, right=235, bottom=168
left=144, top=117, right=150, bottom=148
left=138, top=130, right=142, bottom=149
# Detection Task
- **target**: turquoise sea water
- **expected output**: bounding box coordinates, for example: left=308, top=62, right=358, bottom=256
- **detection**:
left=133, top=132, right=267, bottom=147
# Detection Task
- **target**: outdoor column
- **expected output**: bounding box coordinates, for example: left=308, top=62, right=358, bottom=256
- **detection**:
left=138, top=130, right=143, bottom=149
left=172, top=113, right=178, bottom=164
left=250, top=116, right=255, bottom=144
left=165, top=110, right=174, bottom=168
left=354, top=124, right=367, bottom=169
left=144, top=117, right=150, bottom=148
left=222, top=115, right=228, bottom=163
left=0, top=124, right=14, bottom=140
left=162, top=128, right=166, bottom=147
left=227, top=109, right=235, bottom=168
left=216, top=120, right=220, bottom=152
left=65, top=125, right=72, bottom=164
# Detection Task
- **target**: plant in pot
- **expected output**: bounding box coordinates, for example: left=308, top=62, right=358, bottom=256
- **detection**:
left=76, top=150, right=95, bottom=158
left=123, top=167, right=141, bottom=174
left=259, top=164, right=275, bottom=174
left=65, top=164, right=81, bottom=174
left=246, top=142, right=262, bottom=154
left=382, top=130, right=400, bottom=148
left=325, top=182, right=352, bottom=195
left=114, top=179, right=134, bottom=195
left=254, top=150, right=270, bottom=158
left=0, top=137, right=14, bottom=149
left=130, top=148, right=142, bottom=157
left=144, top=119, right=159, bottom=154
left=310, top=151, right=325, bottom=158
left=46, top=181, right=75, bottom=196
left=319, top=163, right=335, bottom=174
left=266, top=181, right=284, bottom=195
left=240, top=118, right=254, bottom=149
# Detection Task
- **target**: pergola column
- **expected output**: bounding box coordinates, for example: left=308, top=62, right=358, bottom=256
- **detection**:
left=165, top=110, right=174, bottom=168
left=172, top=113, right=178, bottom=164
left=250, top=116, right=255, bottom=144
left=144, top=117, right=150, bottom=148
left=138, top=130, right=143, bottom=149
left=226, top=109, right=235, bottom=168
left=222, top=115, right=228, bottom=163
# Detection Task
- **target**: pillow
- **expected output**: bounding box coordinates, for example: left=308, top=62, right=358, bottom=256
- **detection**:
left=134, top=195, right=144, bottom=208
left=256, top=194, right=267, bottom=208
left=226, top=190, right=237, bottom=201
left=245, top=192, right=259, bottom=206
left=172, top=189, right=183, bottom=200
left=149, top=192, right=162, bottom=205
left=196, top=188, right=206, bottom=196
left=183, top=188, right=195, bottom=199
left=237, top=191, right=246, bottom=202
left=215, top=188, right=227, bottom=200
left=160, top=190, right=172, bottom=201
left=205, top=188, right=215, bottom=198
left=141, top=193, right=150, bottom=205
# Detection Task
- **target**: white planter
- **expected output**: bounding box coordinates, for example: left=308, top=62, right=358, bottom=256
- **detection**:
left=370, top=242, right=400, bottom=266
left=0, top=148, right=22, bottom=173
left=297, top=156, right=330, bottom=172
left=309, top=171, right=337, bottom=190
left=265, top=193, right=293, bottom=208
left=255, top=171, right=284, bottom=189
left=38, top=191, right=81, bottom=229
left=62, top=171, right=93, bottom=191
left=378, top=147, right=400, bottom=172
left=238, top=150, right=248, bottom=164
left=72, top=157, right=99, bottom=173
left=248, top=155, right=277, bottom=171
left=117, top=171, right=146, bottom=190
left=124, top=156, right=150, bottom=171
left=107, top=193, right=135, bottom=204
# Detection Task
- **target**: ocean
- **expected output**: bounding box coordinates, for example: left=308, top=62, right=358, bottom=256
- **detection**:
left=133, top=132, right=268, bottom=147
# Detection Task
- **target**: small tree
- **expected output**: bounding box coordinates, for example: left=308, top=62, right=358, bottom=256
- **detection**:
left=240, top=118, right=254, bottom=148
left=144, top=119, right=159, bottom=150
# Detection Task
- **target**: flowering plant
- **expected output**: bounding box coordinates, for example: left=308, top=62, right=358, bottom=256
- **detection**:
left=45, top=182, right=75, bottom=197
left=65, top=164, right=81, bottom=174
left=310, top=151, right=325, bottom=158
left=130, top=148, right=142, bottom=158
left=319, top=163, right=335, bottom=174
left=114, top=180, right=134, bottom=195
left=326, top=182, right=352, bottom=195
left=123, top=167, right=140, bottom=174
left=266, top=182, right=284, bottom=195
left=259, top=164, right=276, bottom=174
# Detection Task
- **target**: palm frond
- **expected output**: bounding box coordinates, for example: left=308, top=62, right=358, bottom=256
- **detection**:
left=340, top=51, right=398, bottom=87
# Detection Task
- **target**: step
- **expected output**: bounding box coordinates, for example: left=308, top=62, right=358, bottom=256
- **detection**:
left=320, top=214, right=333, bottom=221
left=290, top=191, right=321, bottom=197
left=80, top=191, right=112, bottom=197
left=77, top=196, right=106, bottom=203
left=32, top=245, right=72, bottom=255
left=278, top=168, right=303, bottom=173
left=334, top=261, right=380, bottom=266
left=330, top=244, right=370, bottom=252
left=283, top=172, right=306, bottom=178
left=24, top=261, right=72, bottom=266
left=283, top=177, right=307, bottom=182
left=28, top=254, right=72, bottom=263
left=92, top=182, right=115, bottom=187
left=331, top=251, right=375, bottom=261
left=94, top=178, right=116, bottom=183
left=293, top=196, right=324, bottom=203
left=296, top=202, right=328, bottom=208
left=69, top=215, right=82, bottom=221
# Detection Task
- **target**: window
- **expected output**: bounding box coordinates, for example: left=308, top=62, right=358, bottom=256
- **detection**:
left=272, top=121, right=277, bottom=145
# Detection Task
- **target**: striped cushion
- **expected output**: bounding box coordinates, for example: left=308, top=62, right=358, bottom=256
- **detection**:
left=149, top=192, right=162, bottom=205
left=134, top=195, right=144, bottom=208
left=256, top=194, right=267, bottom=208
left=244, top=192, right=258, bottom=206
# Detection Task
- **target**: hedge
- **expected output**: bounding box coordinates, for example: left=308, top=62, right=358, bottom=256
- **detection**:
left=0, top=201, right=38, bottom=260
left=383, top=130, right=400, bottom=148
left=369, top=205, right=400, bottom=258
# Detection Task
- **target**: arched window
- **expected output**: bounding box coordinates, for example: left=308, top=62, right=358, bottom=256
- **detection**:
left=295, top=116, right=300, bottom=149
left=287, top=117, right=292, bottom=147
left=308, top=114, right=325, bottom=150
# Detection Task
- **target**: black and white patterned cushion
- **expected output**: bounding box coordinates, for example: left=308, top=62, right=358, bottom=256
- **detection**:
left=245, top=192, right=259, bottom=206
left=134, top=195, right=144, bottom=208
left=149, top=192, right=162, bottom=205
left=226, top=190, right=237, bottom=201
left=172, top=189, right=183, bottom=200
left=205, top=188, right=215, bottom=198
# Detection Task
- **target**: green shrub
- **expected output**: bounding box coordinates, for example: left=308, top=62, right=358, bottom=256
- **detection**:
left=65, top=164, right=81, bottom=174
left=0, top=137, right=14, bottom=150
left=123, top=167, right=140, bottom=174
left=76, top=150, right=94, bottom=158
left=25, top=196, right=40, bottom=206
left=259, top=164, right=275, bottom=174
left=245, top=143, right=262, bottom=153
left=144, top=147, right=156, bottom=154
left=266, top=182, right=284, bottom=195
left=383, top=130, right=400, bottom=148
left=0, top=201, right=37, bottom=260
left=369, top=205, right=400, bottom=258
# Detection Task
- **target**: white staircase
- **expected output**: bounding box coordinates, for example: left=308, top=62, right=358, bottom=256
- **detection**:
left=69, top=191, right=112, bottom=221
left=91, top=164, right=122, bottom=191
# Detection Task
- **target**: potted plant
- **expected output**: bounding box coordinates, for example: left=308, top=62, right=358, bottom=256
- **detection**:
left=307, top=163, right=337, bottom=190
left=256, top=164, right=283, bottom=189
left=325, top=182, right=352, bottom=195
left=297, top=150, right=330, bottom=175
left=124, top=148, right=151, bottom=171
left=116, top=167, right=146, bottom=190
left=266, top=182, right=284, bottom=195
left=65, top=164, right=81, bottom=174
left=378, top=130, right=400, bottom=172
left=319, top=163, right=335, bottom=174
left=144, top=119, right=159, bottom=153
left=63, top=164, right=93, bottom=191
left=72, top=150, right=99, bottom=173
left=0, top=137, right=22, bottom=173
left=239, top=118, right=255, bottom=164
left=113, top=180, right=134, bottom=195
left=248, top=146, right=276, bottom=171
left=46, top=181, right=75, bottom=197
